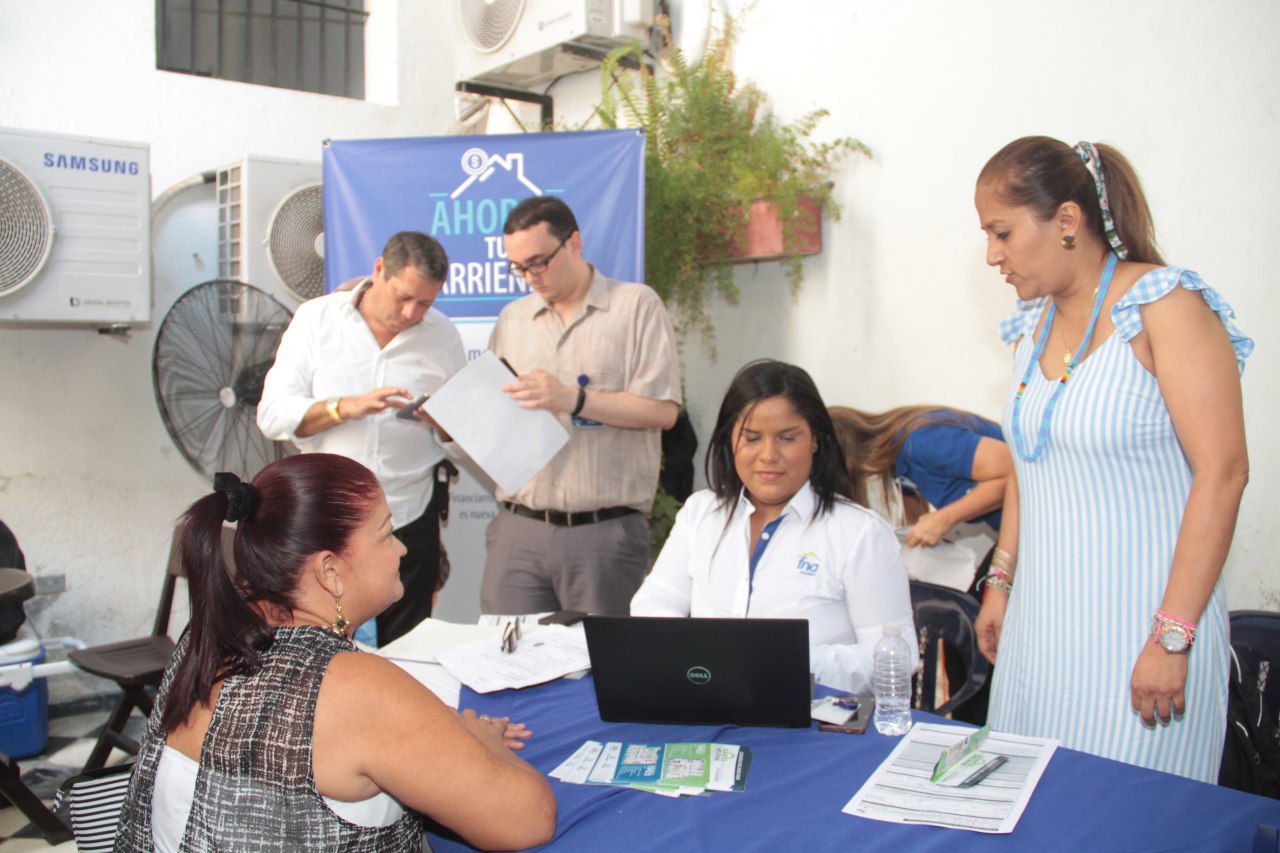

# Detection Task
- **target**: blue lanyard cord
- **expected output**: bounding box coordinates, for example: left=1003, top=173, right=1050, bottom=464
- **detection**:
left=1010, top=253, right=1118, bottom=462
left=747, top=515, right=787, bottom=607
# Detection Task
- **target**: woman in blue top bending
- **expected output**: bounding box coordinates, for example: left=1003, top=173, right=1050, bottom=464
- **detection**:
left=828, top=406, right=1012, bottom=547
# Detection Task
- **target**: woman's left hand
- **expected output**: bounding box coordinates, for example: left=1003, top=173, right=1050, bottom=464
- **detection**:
left=905, top=510, right=952, bottom=547
left=1130, top=640, right=1189, bottom=726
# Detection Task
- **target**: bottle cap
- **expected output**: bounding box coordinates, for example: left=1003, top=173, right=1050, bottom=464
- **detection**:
left=883, top=623, right=901, bottom=637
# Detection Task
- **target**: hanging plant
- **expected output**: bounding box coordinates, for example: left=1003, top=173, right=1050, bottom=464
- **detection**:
left=596, top=16, right=870, bottom=352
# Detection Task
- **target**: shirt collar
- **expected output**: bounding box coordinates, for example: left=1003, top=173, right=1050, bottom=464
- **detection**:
left=735, top=480, right=818, bottom=524
left=532, top=264, right=609, bottom=318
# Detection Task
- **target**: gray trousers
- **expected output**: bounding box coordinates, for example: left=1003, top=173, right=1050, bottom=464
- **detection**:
left=480, top=507, right=649, bottom=615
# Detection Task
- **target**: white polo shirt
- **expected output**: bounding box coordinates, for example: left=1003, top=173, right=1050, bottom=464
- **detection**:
left=256, top=282, right=466, bottom=528
left=631, top=482, right=917, bottom=693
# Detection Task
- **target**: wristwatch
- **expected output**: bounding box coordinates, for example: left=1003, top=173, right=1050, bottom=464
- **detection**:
left=1152, top=613, right=1194, bottom=654
left=325, top=397, right=346, bottom=424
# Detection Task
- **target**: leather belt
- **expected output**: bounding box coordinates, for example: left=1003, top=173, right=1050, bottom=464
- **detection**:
left=502, top=502, right=639, bottom=527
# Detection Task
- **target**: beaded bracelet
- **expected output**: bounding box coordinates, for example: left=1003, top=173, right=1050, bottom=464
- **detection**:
left=1155, top=608, right=1197, bottom=633
left=983, top=574, right=1013, bottom=595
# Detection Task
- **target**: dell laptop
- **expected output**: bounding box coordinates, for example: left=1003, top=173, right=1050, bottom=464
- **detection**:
left=582, top=615, right=812, bottom=728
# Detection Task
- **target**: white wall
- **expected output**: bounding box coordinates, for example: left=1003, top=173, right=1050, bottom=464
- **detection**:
left=0, top=0, right=455, bottom=699
left=0, top=0, right=1276, bottom=705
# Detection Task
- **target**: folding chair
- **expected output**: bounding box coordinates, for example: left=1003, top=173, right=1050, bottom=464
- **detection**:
left=67, top=529, right=188, bottom=771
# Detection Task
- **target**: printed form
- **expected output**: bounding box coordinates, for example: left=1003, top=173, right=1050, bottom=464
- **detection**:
left=843, top=723, right=1057, bottom=833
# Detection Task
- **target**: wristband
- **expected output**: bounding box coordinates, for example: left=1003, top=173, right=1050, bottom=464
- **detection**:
left=325, top=397, right=346, bottom=424
left=571, top=386, right=587, bottom=417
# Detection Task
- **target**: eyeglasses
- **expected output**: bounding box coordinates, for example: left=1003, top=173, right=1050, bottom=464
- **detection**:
left=508, top=235, right=569, bottom=278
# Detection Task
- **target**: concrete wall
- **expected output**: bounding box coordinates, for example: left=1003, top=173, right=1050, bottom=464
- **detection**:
left=0, top=0, right=1276, bottom=704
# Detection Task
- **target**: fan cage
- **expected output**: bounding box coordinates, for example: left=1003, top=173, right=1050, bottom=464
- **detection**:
left=459, top=0, right=526, bottom=53
left=0, top=156, right=55, bottom=297
left=266, top=183, right=325, bottom=301
left=153, top=280, right=296, bottom=480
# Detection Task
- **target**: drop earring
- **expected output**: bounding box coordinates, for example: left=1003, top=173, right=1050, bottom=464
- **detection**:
left=330, top=599, right=350, bottom=637
left=1061, top=234, right=1077, bottom=250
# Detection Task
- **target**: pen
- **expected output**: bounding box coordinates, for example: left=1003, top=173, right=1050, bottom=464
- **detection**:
left=958, top=755, right=1007, bottom=788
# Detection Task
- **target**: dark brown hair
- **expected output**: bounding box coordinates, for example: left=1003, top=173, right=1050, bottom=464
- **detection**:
left=978, top=136, right=1165, bottom=265
left=381, top=231, right=449, bottom=283
left=503, top=196, right=580, bottom=241
left=160, top=453, right=383, bottom=732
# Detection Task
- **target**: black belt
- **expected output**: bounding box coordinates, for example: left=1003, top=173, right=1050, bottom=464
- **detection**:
left=502, top=502, right=639, bottom=527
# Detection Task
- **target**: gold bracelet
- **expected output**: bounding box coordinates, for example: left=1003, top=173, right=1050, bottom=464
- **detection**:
left=990, top=547, right=1016, bottom=581
left=325, top=397, right=345, bottom=424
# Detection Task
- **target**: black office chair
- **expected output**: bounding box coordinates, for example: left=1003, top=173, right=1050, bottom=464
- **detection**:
left=1230, top=611, right=1280, bottom=724
left=909, top=580, right=991, bottom=718
left=68, top=529, right=190, bottom=771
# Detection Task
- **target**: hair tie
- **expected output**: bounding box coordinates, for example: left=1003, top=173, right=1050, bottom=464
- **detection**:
left=1074, top=141, right=1128, bottom=259
left=213, top=472, right=256, bottom=523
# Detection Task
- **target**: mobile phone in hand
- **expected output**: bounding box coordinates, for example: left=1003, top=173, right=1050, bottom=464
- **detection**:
left=395, top=393, right=430, bottom=420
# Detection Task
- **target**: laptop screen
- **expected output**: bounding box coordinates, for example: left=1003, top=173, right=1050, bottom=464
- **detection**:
left=583, top=616, right=812, bottom=728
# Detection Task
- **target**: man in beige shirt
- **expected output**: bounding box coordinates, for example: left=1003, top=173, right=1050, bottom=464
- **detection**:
left=484, top=196, right=681, bottom=614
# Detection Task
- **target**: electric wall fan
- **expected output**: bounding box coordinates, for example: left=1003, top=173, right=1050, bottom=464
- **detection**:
left=153, top=279, right=295, bottom=480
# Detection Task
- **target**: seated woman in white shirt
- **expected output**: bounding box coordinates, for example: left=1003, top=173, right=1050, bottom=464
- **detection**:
left=631, top=359, right=917, bottom=693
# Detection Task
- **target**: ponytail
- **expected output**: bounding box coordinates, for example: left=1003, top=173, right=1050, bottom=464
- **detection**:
left=159, top=455, right=383, bottom=732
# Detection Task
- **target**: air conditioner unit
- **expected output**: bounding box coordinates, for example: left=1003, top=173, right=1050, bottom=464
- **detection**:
left=217, top=156, right=325, bottom=305
left=457, top=0, right=655, bottom=90
left=0, top=126, right=151, bottom=324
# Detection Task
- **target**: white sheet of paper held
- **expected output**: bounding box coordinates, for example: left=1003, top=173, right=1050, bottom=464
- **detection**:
left=842, top=723, right=1058, bottom=834
left=422, top=351, right=569, bottom=495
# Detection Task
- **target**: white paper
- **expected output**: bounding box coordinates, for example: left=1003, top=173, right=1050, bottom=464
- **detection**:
left=423, top=351, right=570, bottom=495
left=435, top=623, right=592, bottom=693
left=550, top=740, right=604, bottom=783
left=386, top=659, right=462, bottom=709
left=842, top=723, right=1058, bottom=834
left=897, top=522, right=996, bottom=592
left=377, top=617, right=503, bottom=663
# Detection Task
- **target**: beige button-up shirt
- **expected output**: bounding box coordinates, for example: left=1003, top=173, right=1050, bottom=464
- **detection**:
left=488, top=268, right=681, bottom=513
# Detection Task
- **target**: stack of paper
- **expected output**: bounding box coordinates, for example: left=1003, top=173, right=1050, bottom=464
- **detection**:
left=842, top=723, right=1057, bottom=833
left=551, top=741, right=752, bottom=798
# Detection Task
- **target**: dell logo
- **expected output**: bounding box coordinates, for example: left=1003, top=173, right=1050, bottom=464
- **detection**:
left=686, top=666, right=711, bottom=685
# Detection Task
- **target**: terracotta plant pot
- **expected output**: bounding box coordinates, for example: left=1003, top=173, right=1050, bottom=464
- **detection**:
left=726, top=195, right=823, bottom=263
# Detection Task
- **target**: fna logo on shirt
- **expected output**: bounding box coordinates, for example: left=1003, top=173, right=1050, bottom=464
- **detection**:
left=796, top=552, right=821, bottom=576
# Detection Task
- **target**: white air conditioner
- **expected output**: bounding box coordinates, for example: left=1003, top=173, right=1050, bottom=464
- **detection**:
left=456, top=0, right=655, bottom=90
left=0, top=126, right=151, bottom=324
left=217, top=156, right=324, bottom=305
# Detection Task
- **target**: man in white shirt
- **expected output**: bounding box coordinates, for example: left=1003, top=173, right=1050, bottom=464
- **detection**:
left=257, top=232, right=466, bottom=644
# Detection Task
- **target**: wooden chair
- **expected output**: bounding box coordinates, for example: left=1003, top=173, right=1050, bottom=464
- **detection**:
left=68, top=530, right=188, bottom=771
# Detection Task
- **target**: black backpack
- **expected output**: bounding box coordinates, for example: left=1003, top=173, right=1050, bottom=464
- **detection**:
left=1219, top=645, right=1280, bottom=799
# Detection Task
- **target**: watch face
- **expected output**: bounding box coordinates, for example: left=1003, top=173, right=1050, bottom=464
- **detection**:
left=1158, top=626, right=1189, bottom=652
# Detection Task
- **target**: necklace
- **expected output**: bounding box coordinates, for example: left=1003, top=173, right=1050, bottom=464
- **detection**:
left=1010, top=253, right=1118, bottom=462
left=1061, top=286, right=1101, bottom=363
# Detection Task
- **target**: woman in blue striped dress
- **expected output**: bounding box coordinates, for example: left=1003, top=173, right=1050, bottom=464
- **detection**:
left=973, top=136, right=1252, bottom=782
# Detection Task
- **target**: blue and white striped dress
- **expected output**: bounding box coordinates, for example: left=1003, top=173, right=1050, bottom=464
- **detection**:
left=988, top=266, right=1253, bottom=783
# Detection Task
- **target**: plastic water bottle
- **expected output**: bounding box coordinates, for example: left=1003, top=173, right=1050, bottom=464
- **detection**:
left=873, top=623, right=913, bottom=736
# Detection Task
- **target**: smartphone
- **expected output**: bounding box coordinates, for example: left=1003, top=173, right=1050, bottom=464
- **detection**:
left=395, top=393, right=430, bottom=420
left=818, top=695, right=874, bottom=734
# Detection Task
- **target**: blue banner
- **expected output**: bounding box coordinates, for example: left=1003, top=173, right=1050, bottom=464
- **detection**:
left=323, top=129, right=645, bottom=321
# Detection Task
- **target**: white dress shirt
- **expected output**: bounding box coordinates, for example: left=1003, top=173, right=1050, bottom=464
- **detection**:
left=257, top=282, right=466, bottom=528
left=631, top=483, right=917, bottom=693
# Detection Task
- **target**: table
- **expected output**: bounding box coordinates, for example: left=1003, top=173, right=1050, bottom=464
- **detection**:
left=429, top=675, right=1280, bottom=852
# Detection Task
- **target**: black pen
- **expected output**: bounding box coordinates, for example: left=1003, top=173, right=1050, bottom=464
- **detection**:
left=958, top=755, right=1007, bottom=788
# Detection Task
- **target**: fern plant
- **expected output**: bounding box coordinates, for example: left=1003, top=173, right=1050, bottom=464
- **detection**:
left=597, top=17, right=869, bottom=352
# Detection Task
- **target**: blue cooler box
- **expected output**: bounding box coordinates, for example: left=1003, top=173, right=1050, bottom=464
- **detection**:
left=0, top=637, right=49, bottom=758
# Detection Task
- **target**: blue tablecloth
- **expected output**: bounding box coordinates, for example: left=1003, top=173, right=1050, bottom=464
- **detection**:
left=428, top=675, right=1280, bottom=852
